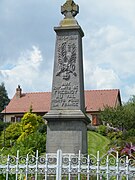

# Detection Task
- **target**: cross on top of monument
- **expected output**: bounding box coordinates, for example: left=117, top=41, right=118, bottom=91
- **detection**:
left=61, top=0, right=79, bottom=18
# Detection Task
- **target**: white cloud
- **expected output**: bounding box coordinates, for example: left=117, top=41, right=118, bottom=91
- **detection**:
left=84, top=23, right=135, bottom=78
left=0, top=0, right=135, bottom=102
left=104, top=26, right=125, bottom=45
left=0, top=46, right=52, bottom=98
left=17, top=46, right=43, bottom=68
left=84, top=61, right=120, bottom=90
left=124, top=84, right=135, bottom=101
left=92, top=67, right=120, bottom=89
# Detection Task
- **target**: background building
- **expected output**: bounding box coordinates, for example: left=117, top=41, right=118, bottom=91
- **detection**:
left=1, top=86, right=122, bottom=126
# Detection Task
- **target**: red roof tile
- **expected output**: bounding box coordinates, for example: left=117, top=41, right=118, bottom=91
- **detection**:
left=85, top=89, right=120, bottom=112
left=5, top=92, right=51, bottom=114
left=3, top=89, right=121, bottom=114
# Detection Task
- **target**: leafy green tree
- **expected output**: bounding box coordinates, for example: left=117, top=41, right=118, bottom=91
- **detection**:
left=123, top=97, right=135, bottom=130
left=100, top=100, right=135, bottom=131
left=0, top=82, right=10, bottom=120
left=100, top=97, right=135, bottom=151
left=100, top=106, right=126, bottom=130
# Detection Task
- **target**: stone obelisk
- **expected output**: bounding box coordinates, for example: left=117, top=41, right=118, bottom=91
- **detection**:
left=44, top=0, right=90, bottom=154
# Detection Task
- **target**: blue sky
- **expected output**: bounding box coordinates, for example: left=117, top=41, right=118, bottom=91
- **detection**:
left=0, top=0, right=135, bottom=102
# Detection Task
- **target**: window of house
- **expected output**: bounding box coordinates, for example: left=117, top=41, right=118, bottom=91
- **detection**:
left=92, top=114, right=101, bottom=126
left=11, top=117, right=15, bottom=122
left=16, top=117, right=22, bottom=122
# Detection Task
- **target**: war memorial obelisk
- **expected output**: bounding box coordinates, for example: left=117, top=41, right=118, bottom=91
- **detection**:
left=44, top=0, right=90, bottom=154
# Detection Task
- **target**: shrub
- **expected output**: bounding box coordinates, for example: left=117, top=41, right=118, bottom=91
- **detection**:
left=17, top=112, right=44, bottom=142
left=0, top=123, right=21, bottom=147
left=124, top=128, right=135, bottom=137
left=0, top=121, right=10, bottom=135
left=107, top=131, right=123, bottom=141
left=97, top=125, right=107, bottom=136
left=15, top=132, right=46, bottom=155
left=121, top=142, right=135, bottom=157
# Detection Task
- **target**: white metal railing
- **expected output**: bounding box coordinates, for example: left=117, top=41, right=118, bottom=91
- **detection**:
left=0, top=149, right=134, bottom=179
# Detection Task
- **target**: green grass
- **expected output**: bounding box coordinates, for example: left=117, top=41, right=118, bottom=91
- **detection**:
left=88, top=131, right=110, bottom=157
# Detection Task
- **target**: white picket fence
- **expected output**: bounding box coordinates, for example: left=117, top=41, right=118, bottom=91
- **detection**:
left=0, top=149, right=134, bottom=180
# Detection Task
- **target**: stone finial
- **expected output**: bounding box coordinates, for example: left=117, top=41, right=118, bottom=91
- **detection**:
left=60, top=0, right=79, bottom=27
left=61, top=0, right=79, bottom=18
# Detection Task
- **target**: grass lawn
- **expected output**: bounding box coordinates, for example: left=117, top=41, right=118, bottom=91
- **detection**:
left=87, top=131, right=110, bottom=157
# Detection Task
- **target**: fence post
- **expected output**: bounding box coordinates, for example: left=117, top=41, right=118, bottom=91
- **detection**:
left=25, top=154, right=29, bottom=180
left=16, top=151, right=19, bottom=180
left=97, top=151, right=100, bottom=180
left=6, top=155, right=10, bottom=180
left=45, top=153, right=48, bottom=180
left=106, top=155, right=109, bottom=180
left=69, top=154, right=71, bottom=180
left=87, top=155, right=90, bottom=180
left=78, top=150, right=81, bottom=180
left=56, top=149, right=62, bottom=180
left=126, top=156, right=129, bottom=180
left=35, top=150, right=38, bottom=180
left=116, top=152, right=119, bottom=180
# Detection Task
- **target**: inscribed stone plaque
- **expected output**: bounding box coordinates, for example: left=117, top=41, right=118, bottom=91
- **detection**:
left=51, top=29, right=85, bottom=111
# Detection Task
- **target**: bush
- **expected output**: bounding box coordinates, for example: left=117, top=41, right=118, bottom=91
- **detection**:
left=97, top=125, right=107, bottom=136
left=0, top=113, right=46, bottom=155
left=38, top=124, right=47, bottom=133
left=0, top=123, right=21, bottom=147
left=125, top=136, right=135, bottom=145
left=0, top=121, right=5, bottom=133
left=125, top=128, right=135, bottom=137
left=0, top=132, right=46, bottom=156
left=0, top=121, right=10, bottom=135
left=107, top=131, right=123, bottom=141
left=17, top=112, right=44, bottom=142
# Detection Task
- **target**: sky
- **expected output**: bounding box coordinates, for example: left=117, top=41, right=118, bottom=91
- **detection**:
left=0, top=0, right=135, bottom=102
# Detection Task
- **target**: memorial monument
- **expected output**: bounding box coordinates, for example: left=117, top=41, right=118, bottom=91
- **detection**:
left=44, top=0, right=90, bottom=154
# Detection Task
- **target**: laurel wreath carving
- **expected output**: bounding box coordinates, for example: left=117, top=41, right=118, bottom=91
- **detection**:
left=56, top=41, right=77, bottom=81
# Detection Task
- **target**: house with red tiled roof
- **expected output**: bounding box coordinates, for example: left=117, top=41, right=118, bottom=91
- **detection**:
left=85, top=89, right=121, bottom=125
left=1, top=86, right=122, bottom=126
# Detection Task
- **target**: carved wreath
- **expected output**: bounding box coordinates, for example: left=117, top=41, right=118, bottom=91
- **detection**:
left=56, top=41, right=77, bottom=81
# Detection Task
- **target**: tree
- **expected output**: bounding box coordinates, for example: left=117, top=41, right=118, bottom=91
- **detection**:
left=100, top=98, right=135, bottom=153
left=100, top=106, right=126, bottom=130
left=0, top=82, right=10, bottom=120
left=100, top=97, right=135, bottom=131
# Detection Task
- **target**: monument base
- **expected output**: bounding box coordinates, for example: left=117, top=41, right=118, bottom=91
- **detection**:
left=44, top=110, right=89, bottom=154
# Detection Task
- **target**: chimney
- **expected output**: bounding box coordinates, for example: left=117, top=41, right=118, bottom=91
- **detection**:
left=16, top=85, right=22, bottom=98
